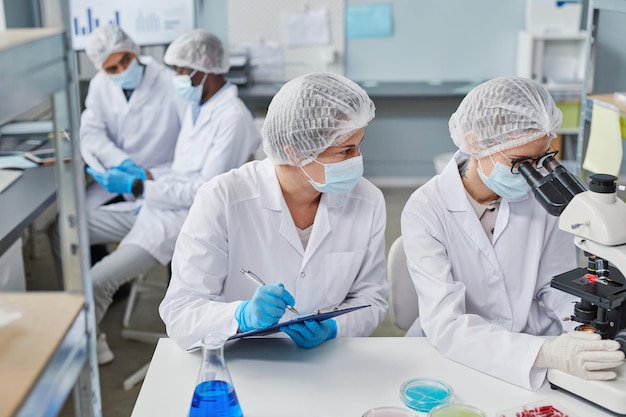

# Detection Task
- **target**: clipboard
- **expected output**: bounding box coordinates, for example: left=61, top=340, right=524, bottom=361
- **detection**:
left=228, top=304, right=370, bottom=340
left=187, top=304, right=370, bottom=352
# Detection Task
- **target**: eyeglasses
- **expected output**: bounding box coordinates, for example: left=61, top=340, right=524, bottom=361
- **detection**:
left=507, top=149, right=559, bottom=174
left=103, top=53, right=133, bottom=74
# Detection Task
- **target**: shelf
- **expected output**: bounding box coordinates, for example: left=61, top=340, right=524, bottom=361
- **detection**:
left=575, top=0, right=626, bottom=175
left=0, top=293, right=87, bottom=417
left=0, top=25, right=100, bottom=417
left=0, top=28, right=66, bottom=126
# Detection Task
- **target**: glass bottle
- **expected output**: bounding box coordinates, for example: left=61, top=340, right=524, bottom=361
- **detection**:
left=189, top=334, right=244, bottom=417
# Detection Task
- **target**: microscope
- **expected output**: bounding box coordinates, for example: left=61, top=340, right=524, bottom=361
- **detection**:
left=520, top=157, right=626, bottom=415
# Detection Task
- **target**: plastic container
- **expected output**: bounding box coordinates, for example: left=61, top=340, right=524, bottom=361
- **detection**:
left=399, top=378, right=453, bottom=412
left=428, top=404, right=486, bottom=417
left=496, top=400, right=578, bottom=417
left=362, top=406, right=419, bottom=417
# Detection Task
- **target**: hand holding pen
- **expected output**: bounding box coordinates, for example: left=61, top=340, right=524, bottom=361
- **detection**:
left=235, top=269, right=299, bottom=332
left=240, top=269, right=299, bottom=314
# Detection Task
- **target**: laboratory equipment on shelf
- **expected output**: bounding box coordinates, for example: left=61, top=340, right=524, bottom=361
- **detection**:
left=519, top=155, right=626, bottom=415
left=189, top=334, right=244, bottom=417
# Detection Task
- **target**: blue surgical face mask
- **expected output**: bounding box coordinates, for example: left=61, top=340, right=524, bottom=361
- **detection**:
left=108, top=58, right=143, bottom=89
left=478, top=157, right=531, bottom=200
left=172, top=70, right=207, bottom=103
left=301, top=155, right=364, bottom=194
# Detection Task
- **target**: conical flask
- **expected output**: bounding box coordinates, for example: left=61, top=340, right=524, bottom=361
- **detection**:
left=189, top=334, right=244, bottom=417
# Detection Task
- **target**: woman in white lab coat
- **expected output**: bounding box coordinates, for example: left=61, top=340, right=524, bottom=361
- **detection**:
left=80, top=24, right=183, bottom=210
left=401, top=77, right=624, bottom=390
left=160, top=72, right=389, bottom=350
left=86, top=30, right=261, bottom=364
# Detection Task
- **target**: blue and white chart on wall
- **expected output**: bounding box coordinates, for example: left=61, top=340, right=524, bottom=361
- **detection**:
left=69, top=0, right=195, bottom=50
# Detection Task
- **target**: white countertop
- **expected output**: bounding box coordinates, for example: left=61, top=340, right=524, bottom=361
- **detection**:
left=132, top=337, right=613, bottom=417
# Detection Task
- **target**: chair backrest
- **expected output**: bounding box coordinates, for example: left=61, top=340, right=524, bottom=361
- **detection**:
left=387, top=236, right=419, bottom=331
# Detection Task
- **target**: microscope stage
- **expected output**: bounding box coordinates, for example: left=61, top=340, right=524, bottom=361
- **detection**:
left=548, top=363, right=626, bottom=415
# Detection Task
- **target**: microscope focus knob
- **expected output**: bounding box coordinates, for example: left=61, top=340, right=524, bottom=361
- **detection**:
left=589, top=174, right=617, bottom=193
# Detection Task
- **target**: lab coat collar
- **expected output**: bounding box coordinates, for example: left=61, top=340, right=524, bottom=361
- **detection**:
left=438, top=150, right=472, bottom=213
left=438, top=150, right=501, bottom=262
left=185, top=84, right=238, bottom=130
left=258, top=159, right=283, bottom=211
left=256, top=159, right=336, bottom=260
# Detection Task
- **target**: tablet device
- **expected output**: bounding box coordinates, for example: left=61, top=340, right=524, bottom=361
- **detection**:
left=23, top=150, right=56, bottom=165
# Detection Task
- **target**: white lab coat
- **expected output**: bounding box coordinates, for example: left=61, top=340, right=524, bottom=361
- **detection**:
left=401, top=151, right=578, bottom=391
left=159, top=158, right=389, bottom=349
left=80, top=56, right=183, bottom=209
left=119, top=83, right=261, bottom=264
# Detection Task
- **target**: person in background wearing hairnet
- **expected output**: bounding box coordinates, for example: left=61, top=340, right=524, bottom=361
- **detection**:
left=159, top=72, right=388, bottom=350
left=401, top=76, right=624, bottom=390
left=81, top=24, right=183, bottom=210
left=87, top=29, right=260, bottom=364
left=47, top=24, right=183, bottom=280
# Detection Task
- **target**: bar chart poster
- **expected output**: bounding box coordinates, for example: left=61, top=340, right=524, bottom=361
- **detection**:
left=69, top=0, right=195, bottom=50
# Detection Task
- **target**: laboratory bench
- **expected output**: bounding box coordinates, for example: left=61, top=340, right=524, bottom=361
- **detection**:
left=0, top=293, right=87, bottom=417
left=0, top=24, right=100, bottom=416
left=238, top=80, right=481, bottom=108
left=131, top=337, right=613, bottom=417
left=0, top=165, right=56, bottom=254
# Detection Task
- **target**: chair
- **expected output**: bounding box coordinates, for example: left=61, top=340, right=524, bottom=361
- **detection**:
left=121, top=270, right=168, bottom=390
left=387, top=236, right=419, bottom=331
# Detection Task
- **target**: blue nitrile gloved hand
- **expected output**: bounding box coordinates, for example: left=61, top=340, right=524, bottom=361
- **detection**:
left=235, top=283, right=296, bottom=332
left=87, top=167, right=135, bottom=194
left=114, top=159, right=147, bottom=180
left=281, top=318, right=337, bottom=349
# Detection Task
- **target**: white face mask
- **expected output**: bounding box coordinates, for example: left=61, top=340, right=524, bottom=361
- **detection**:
left=108, top=58, right=143, bottom=89
left=172, top=70, right=208, bottom=103
left=301, top=155, right=364, bottom=194
left=478, top=157, right=530, bottom=200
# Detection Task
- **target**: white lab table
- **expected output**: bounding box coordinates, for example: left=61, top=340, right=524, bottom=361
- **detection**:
left=132, top=337, right=612, bottom=417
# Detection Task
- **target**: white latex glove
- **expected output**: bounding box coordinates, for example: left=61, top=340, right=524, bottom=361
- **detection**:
left=535, top=332, right=625, bottom=380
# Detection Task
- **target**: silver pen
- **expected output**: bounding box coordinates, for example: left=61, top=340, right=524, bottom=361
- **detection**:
left=239, top=269, right=299, bottom=314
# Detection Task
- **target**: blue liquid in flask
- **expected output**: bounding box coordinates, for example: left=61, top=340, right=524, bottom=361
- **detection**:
left=189, top=380, right=243, bottom=417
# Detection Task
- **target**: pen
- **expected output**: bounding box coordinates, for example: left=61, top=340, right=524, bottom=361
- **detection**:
left=239, top=269, right=299, bottom=314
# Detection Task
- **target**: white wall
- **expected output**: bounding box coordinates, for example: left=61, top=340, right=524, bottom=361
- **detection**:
left=0, top=0, right=6, bottom=30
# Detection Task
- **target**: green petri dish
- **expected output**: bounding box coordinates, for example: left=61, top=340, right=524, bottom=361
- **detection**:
left=428, top=403, right=485, bottom=417
left=399, top=378, right=453, bottom=412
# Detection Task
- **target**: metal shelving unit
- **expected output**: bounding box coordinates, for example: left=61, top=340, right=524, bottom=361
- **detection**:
left=577, top=0, right=626, bottom=175
left=0, top=4, right=101, bottom=415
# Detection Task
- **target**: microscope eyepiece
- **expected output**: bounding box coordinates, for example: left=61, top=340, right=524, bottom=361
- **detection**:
left=518, top=156, right=586, bottom=216
left=540, top=155, right=560, bottom=173
left=518, top=162, right=543, bottom=186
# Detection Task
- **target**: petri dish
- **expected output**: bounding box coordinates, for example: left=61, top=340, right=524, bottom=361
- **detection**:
left=362, top=406, right=419, bottom=417
left=399, top=378, right=453, bottom=412
left=428, top=403, right=486, bottom=417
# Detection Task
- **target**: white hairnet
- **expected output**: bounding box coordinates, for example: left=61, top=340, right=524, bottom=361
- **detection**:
left=262, top=72, right=375, bottom=166
left=85, top=24, right=140, bottom=69
left=163, top=29, right=228, bottom=74
left=449, top=76, right=562, bottom=158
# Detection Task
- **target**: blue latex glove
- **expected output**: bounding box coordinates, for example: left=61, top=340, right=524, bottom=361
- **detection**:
left=235, top=283, right=296, bottom=332
left=87, top=167, right=135, bottom=194
left=281, top=318, right=337, bottom=349
left=114, top=159, right=147, bottom=180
